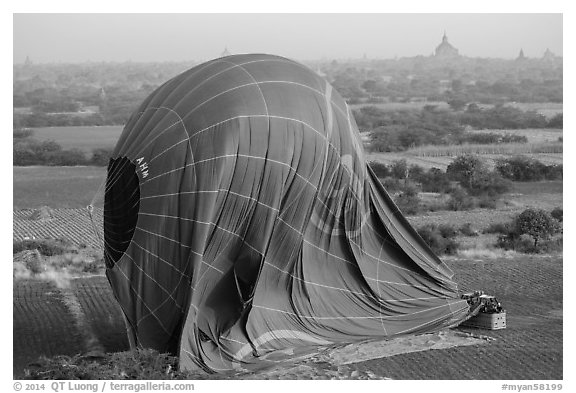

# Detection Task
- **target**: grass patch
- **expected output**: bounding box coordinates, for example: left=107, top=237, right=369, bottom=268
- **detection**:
left=510, top=181, right=563, bottom=195
left=22, top=349, right=214, bottom=380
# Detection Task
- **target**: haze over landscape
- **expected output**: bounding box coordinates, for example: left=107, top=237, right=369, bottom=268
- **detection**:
left=13, top=13, right=562, bottom=63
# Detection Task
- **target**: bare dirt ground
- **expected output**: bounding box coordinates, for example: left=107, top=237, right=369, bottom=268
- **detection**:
left=13, top=254, right=562, bottom=379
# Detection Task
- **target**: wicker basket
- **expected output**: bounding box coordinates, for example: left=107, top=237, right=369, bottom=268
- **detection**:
left=462, top=311, right=506, bottom=330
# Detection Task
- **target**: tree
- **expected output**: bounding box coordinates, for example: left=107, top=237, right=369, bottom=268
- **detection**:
left=390, top=159, right=409, bottom=181
left=446, top=155, right=486, bottom=190
left=514, top=208, right=560, bottom=247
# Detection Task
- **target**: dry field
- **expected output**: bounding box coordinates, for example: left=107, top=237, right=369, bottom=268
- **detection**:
left=349, top=101, right=450, bottom=112
left=467, top=128, right=563, bottom=144
left=14, top=166, right=106, bottom=209
left=13, top=255, right=562, bottom=379
left=13, top=208, right=103, bottom=249
left=31, top=126, right=123, bottom=153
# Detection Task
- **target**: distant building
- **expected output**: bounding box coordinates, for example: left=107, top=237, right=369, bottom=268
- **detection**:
left=434, top=32, right=459, bottom=58
left=516, top=49, right=526, bottom=61
left=542, top=48, right=556, bottom=61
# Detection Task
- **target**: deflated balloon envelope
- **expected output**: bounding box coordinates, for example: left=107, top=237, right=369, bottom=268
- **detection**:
left=103, top=53, right=470, bottom=372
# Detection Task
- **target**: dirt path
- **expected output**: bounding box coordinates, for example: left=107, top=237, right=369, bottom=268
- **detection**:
left=13, top=277, right=128, bottom=378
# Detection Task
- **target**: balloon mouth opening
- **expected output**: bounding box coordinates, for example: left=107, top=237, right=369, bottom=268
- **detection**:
left=104, top=156, right=141, bottom=269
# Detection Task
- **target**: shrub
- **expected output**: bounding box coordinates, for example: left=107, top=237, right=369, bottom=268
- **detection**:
left=13, top=238, right=70, bottom=256
left=458, top=132, right=527, bottom=145
left=394, top=186, right=422, bottom=216
left=438, top=224, right=458, bottom=238
left=91, top=147, right=114, bottom=166
left=477, top=195, right=499, bottom=209
left=45, top=149, right=88, bottom=166
left=550, top=207, right=563, bottom=222
left=547, top=113, right=563, bottom=128
left=408, top=164, right=425, bottom=181
left=459, top=223, right=479, bottom=237
left=419, top=168, right=452, bottom=193
left=542, top=164, right=563, bottom=180
left=500, top=134, right=529, bottom=144
left=468, top=171, right=511, bottom=197
left=495, top=157, right=562, bottom=182
left=13, top=128, right=34, bottom=139
left=368, top=161, right=390, bottom=179
left=22, top=349, right=211, bottom=380
left=495, top=156, right=547, bottom=181
left=13, top=137, right=89, bottom=166
left=446, top=187, right=474, bottom=211
left=497, top=234, right=562, bottom=254
left=381, top=178, right=402, bottom=193
left=416, top=224, right=459, bottom=255
left=496, top=233, right=532, bottom=252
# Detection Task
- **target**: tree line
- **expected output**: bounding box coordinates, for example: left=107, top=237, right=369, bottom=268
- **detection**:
left=356, top=105, right=562, bottom=153
left=13, top=129, right=113, bottom=166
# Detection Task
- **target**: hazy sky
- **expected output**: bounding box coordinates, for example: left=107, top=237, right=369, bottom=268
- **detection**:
left=13, top=13, right=562, bottom=63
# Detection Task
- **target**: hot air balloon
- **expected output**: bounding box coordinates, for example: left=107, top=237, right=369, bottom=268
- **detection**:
left=103, top=53, right=470, bottom=372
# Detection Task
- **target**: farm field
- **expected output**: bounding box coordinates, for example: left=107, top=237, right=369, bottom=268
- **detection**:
left=13, top=254, right=562, bottom=379
left=14, top=166, right=106, bottom=209
left=349, top=101, right=450, bottom=112
left=31, top=126, right=123, bottom=153
left=467, top=128, right=563, bottom=143
left=355, top=254, right=563, bottom=380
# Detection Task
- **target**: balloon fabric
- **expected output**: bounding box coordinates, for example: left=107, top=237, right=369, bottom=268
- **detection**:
left=103, top=54, right=470, bottom=372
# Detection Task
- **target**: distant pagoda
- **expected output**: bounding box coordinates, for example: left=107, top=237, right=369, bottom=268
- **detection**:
left=434, top=32, right=459, bottom=58
left=542, top=48, right=556, bottom=61
left=516, top=48, right=526, bottom=61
